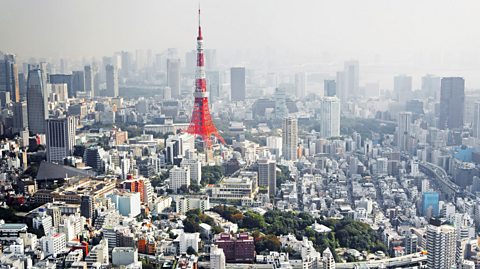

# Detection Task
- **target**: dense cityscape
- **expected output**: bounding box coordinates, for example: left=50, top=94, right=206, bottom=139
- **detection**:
left=1, top=1, right=480, bottom=269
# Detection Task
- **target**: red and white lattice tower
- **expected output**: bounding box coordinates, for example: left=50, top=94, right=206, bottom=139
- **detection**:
left=186, top=8, right=225, bottom=148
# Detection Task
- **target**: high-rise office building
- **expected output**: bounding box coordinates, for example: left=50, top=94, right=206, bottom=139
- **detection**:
left=394, top=75, right=413, bottom=104
left=105, top=64, right=119, bottom=97
left=27, top=69, right=48, bottom=134
left=336, top=71, right=346, bottom=101
left=426, top=224, right=456, bottom=269
left=324, top=80, right=336, bottom=97
left=295, top=72, right=306, bottom=99
left=167, top=58, right=181, bottom=98
left=18, top=72, right=27, bottom=100
left=205, top=49, right=217, bottom=71
left=0, top=54, right=20, bottom=102
left=185, top=50, right=196, bottom=74
left=473, top=102, right=480, bottom=139
left=397, top=112, right=412, bottom=152
left=12, top=101, right=28, bottom=134
left=439, top=77, right=465, bottom=130
left=258, top=159, right=277, bottom=198
left=207, top=71, right=221, bottom=101
left=230, top=67, right=246, bottom=101
left=422, top=74, right=441, bottom=101
left=421, top=192, right=439, bottom=218
left=274, top=88, right=287, bottom=120
left=84, top=65, right=95, bottom=95
left=0, top=91, right=11, bottom=109
left=46, top=117, right=76, bottom=163
left=71, top=71, right=85, bottom=96
left=282, top=117, right=298, bottom=161
left=344, top=60, right=359, bottom=99
left=318, top=97, right=341, bottom=138
left=120, top=51, right=133, bottom=78
left=49, top=74, right=73, bottom=98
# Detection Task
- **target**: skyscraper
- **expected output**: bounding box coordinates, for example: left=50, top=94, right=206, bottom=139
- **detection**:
left=421, top=192, right=439, bottom=218
left=49, top=74, right=73, bottom=98
left=12, top=101, right=28, bottom=134
left=204, top=49, right=217, bottom=71
left=105, top=64, right=119, bottom=97
left=71, top=71, right=85, bottom=96
left=167, top=58, right=181, bottom=98
left=18, top=72, right=27, bottom=100
left=230, top=67, right=246, bottom=101
left=27, top=69, right=48, bottom=134
left=439, top=77, right=465, bottom=130
left=282, top=117, right=298, bottom=161
left=394, top=75, right=413, bottom=104
left=206, top=71, right=221, bottom=101
left=426, top=224, right=456, bottom=269
left=274, top=87, right=287, bottom=120
left=46, top=116, right=76, bottom=163
left=0, top=54, right=20, bottom=102
left=295, top=72, right=306, bottom=99
left=120, top=51, right=133, bottom=78
left=258, top=159, right=277, bottom=198
left=422, top=74, right=441, bottom=100
left=397, top=112, right=412, bottom=152
left=344, top=60, right=359, bottom=99
left=318, top=97, right=341, bottom=138
left=336, top=71, right=346, bottom=101
left=473, top=102, right=480, bottom=139
left=84, top=65, right=95, bottom=95
left=324, top=79, right=336, bottom=97
left=185, top=50, right=196, bottom=74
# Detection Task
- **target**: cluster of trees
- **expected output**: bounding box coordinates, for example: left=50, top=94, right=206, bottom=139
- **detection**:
left=200, top=166, right=223, bottom=186
left=210, top=206, right=386, bottom=259
left=340, top=118, right=396, bottom=140
left=263, top=210, right=315, bottom=235
left=150, top=172, right=169, bottom=188
left=211, top=205, right=266, bottom=229
left=182, top=209, right=223, bottom=235
left=322, top=218, right=387, bottom=254
left=276, top=165, right=292, bottom=188
left=0, top=207, right=23, bottom=223
left=252, top=231, right=281, bottom=253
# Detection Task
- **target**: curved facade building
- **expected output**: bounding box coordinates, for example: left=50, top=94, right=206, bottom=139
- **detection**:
left=27, top=69, right=48, bottom=134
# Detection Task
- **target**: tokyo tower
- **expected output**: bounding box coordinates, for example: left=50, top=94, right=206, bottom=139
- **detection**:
left=186, top=8, right=225, bottom=147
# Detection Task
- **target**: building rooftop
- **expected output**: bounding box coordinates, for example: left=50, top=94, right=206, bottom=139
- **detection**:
left=0, top=223, right=28, bottom=230
left=36, top=161, right=96, bottom=181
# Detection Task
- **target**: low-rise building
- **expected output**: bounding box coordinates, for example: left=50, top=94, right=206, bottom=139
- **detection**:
left=112, top=247, right=138, bottom=266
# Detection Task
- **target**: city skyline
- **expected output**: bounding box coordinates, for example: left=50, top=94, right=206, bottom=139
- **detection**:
left=1, top=2, right=480, bottom=269
left=2, top=1, right=480, bottom=88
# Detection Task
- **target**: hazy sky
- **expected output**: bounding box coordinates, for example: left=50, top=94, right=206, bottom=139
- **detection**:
left=2, top=0, right=480, bottom=87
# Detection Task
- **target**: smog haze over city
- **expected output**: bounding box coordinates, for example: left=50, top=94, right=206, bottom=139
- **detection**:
left=1, top=1, right=480, bottom=269
left=2, top=0, right=480, bottom=87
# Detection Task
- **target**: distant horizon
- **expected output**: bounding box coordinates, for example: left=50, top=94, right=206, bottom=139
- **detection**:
left=2, top=0, right=480, bottom=88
